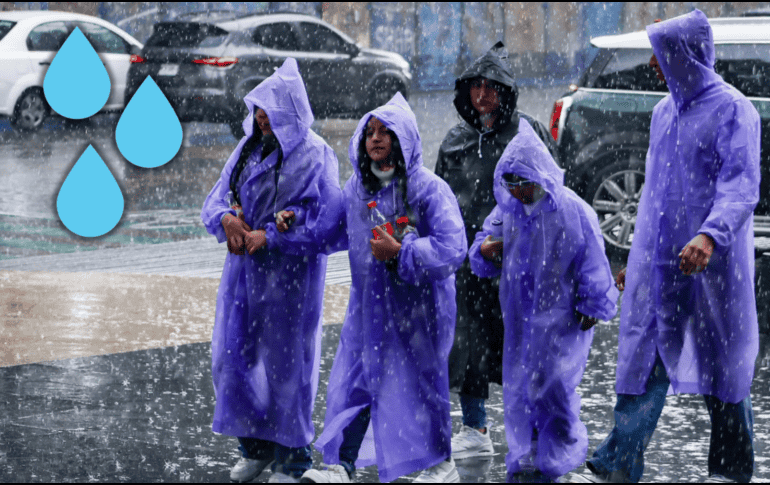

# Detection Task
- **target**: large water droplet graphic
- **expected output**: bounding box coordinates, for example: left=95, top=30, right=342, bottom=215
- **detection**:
left=57, top=145, right=124, bottom=237
left=116, top=76, right=183, bottom=168
left=43, top=27, right=111, bottom=119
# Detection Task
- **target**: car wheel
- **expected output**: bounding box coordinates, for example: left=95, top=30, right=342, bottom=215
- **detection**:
left=12, top=88, right=49, bottom=131
left=585, top=155, right=646, bottom=257
left=369, top=77, right=403, bottom=112
left=228, top=118, right=245, bottom=139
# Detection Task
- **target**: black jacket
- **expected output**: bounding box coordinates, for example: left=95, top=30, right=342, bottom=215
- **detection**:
left=435, top=42, right=557, bottom=246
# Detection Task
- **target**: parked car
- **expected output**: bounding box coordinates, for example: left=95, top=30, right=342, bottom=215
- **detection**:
left=0, top=10, right=144, bottom=130
left=125, top=11, right=412, bottom=137
left=549, top=16, right=770, bottom=256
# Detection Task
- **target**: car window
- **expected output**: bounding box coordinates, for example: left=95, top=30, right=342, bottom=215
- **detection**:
left=593, top=48, right=667, bottom=92
left=146, top=22, right=230, bottom=48
left=252, top=22, right=300, bottom=51
left=297, top=22, right=348, bottom=54
left=27, top=21, right=70, bottom=51
left=76, top=22, right=129, bottom=54
left=0, top=20, right=16, bottom=42
left=715, top=44, right=770, bottom=98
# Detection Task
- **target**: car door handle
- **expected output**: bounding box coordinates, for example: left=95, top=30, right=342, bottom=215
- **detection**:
left=39, top=62, right=50, bottom=65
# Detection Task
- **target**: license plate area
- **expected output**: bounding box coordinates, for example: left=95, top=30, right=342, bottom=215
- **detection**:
left=158, top=63, right=179, bottom=76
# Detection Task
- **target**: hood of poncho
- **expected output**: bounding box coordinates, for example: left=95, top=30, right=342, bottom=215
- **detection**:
left=493, top=118, right=564, bottom=212
left=646, top=9, right=722, bottom=108
left=348, top=91, right=423, bottom=180
left=241, top=57, right=314, bottom=156
left=454, top=41, right=519, bottom=132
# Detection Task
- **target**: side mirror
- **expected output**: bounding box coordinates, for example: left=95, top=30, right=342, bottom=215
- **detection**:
left=347, top=43, right=360, bottom=58
left=130, top=44, right=143, bottom=55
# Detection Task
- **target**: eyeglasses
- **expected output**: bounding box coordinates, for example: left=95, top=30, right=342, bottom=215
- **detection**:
left=501, top=178, right=535, bottom=189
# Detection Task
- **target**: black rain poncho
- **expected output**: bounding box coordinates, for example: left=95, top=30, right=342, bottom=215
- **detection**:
left=435, top=42, right=557, bottom=395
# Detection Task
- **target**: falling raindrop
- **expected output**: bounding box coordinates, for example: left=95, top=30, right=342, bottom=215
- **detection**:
left=43, top=27, right=111, bottom=119
left=57, top=145, right=124, bottom=237
left=116, top=76, right=183, bottom=168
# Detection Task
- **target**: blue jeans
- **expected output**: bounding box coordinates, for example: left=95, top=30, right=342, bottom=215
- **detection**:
left=460, top=394, right=487, bottom=429
left=238, top=437, right=312, bottom=478
left=587, top=354, right=754, bottom=483
left=337, top=406, right=372, bottom=478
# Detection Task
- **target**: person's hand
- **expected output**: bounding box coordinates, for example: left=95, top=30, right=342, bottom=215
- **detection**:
left=480, top=235, right=503, bottom=268
left=222, top=213, right=252, bottom=255
left=275, top=210, right=295, bottom=233
left=370, top=225, right=401, bottom=261
left=616, top=267, right=627, bottom=291
left=577, top=311, right=599, bottom=331
left=244, top=229, right=267, bottom=255
left=679, top=234, right=714, bottom=276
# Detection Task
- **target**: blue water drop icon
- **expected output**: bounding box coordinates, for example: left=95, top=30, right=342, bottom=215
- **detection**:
left=116, top=76, right=183, bottom=168
left=57, top=145, right=124, bottom=238
left=43, top=27, right=111, bottom=119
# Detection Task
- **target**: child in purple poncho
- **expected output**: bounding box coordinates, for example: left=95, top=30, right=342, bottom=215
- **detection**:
left=301, top=93, right=467, bottom=483
left=469, top=119, right=618, bottom=482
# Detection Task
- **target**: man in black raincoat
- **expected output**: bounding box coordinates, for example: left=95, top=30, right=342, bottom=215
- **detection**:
left=435, top=41, right=556, bottom=460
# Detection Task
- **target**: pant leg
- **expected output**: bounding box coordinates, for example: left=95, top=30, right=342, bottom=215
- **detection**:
left=704, top=394, right=755, bottom=483
left=237, top=437, right=274, bottom=460
left=273, top=444, right=312, bottom=478
left=586, top=354, right=669, bottom=483
left=460, top=394, right=488, bottom=429
left=450, top=265, right=503, bottom=400
left=338, top=406, right=372, bottom=477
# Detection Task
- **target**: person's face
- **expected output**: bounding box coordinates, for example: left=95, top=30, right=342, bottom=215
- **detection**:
left=255, top=108, right=272, bottom=136
left=470, top=78, right=501, bottom=116
left=649, top=54, right=666, bottom=84
left=503, top=175, right=540, bottom=204
left=365, top=117, right=394, bottom=170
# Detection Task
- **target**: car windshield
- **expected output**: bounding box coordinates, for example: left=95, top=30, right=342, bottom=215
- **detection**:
left=145, top=22, right=229, bottom=48
left=593, top=45, right=770, bottom=98
left=0, top=20, right=16, bottom=42
left=715, top=44, right=770, bottom=98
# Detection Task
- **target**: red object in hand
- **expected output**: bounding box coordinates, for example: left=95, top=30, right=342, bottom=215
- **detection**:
left=372, top=222, right=394, bottom=239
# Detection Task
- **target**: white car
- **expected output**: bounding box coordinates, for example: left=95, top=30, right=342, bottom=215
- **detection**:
left=0, top=10, right=143, bottom=130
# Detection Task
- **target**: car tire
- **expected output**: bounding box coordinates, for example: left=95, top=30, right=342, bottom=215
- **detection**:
left=368, top=77, right=403, bottom=113
left=228, top=118, right=245, bottom=139
left=584, top=154, right=646, bottom=258
left=11, top=88, right=49, bottom=131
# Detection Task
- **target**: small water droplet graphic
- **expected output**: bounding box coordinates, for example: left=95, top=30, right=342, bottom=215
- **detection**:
left=116, top=76, right=183, bottom=168
left=43, top=27, right=111, bottom=119
left=57, top=145, right=124, bottom=237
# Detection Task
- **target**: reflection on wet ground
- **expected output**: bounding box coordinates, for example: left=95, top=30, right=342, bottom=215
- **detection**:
left=1, top=322, right=769, bottom=483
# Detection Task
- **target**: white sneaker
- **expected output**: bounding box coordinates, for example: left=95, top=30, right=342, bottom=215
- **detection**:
left=414, top=457, right=460, bottom=483
left=451, top=425, right=495, bottom=459
left=230, top=457, right=274, bottom=482
left=300, top=464, right=351, bottom=483
left=268, top=471, right=300, bottom=483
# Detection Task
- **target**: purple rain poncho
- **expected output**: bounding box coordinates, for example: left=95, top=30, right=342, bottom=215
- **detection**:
left=314, top=93, right=467, bottom=482
left=469, top=119, right=618, bottom=478
left=615, top=10, right=760, bottom=404
left=200, top=58, right=343, bottom=447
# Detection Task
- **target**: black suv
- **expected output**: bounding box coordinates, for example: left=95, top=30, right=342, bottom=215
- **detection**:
left=550, top=17, right=770, bottom=255
left=125, top=11, right=412, bottom=137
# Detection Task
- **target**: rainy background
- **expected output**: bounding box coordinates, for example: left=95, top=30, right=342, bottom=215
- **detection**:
left=1, top=1, right=770, bottom=482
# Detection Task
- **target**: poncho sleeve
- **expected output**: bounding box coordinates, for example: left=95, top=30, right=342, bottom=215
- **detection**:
left=397, top=175, right=467, bottom=285
left=201, top=167, right=238, bottom=244
left=469, top=204, right=504, bottom=279
left=573, top=204, right=619, bottom=321
left=265, top=145, right=344, bottom=255
left=697, top=99, right=761, bottom=250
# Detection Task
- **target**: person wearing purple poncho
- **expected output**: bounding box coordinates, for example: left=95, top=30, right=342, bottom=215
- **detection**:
left=302, top=93, right=466, bottom=483
left=585, top=11, right=760, bottom=483
left=200, top=58, right=343, bottom=483
left=468, top=118, right=618, bottom=482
